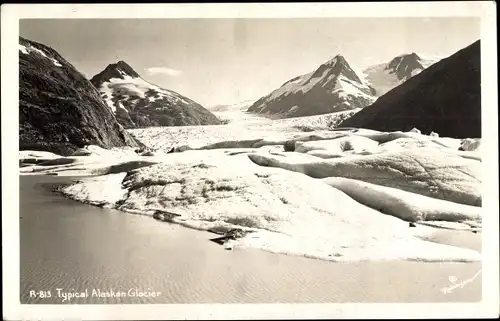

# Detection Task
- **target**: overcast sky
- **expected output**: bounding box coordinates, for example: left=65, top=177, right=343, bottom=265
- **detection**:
left=20, top=18, right=480, bottom=106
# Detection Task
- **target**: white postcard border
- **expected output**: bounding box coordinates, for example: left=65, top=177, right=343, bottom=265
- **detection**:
left=2, top=2, right=498, bottom=320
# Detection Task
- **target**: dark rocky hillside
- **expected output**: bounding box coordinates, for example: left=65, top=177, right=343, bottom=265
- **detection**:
left=19, top=37, right=142, bottom=156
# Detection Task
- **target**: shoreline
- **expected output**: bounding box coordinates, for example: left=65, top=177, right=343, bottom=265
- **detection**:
left=46, top=172, right=483, bottom=257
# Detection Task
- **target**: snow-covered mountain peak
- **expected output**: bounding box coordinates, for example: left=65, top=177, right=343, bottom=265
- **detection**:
left=90, top=61, right=221, bottom=128
left=312, top=54, right=362, bottom=84
left=90, top=60, right=141, bottom=87
left=393, top=52, right=420, bottom=60
left=386, top=53, right=425, bottom=79
left=247, top=54, right=376, bottom=118
left=363, top=53, right=439, bottom=96
left=322, top=54, right=344, bottom=66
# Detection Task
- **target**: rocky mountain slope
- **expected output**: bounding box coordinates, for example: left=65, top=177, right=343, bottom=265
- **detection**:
left=339, top=40, right=481, bottom=138
left=19, top=37, right=141, bottom=156
left=90, top=62, right=221, bottom=128
left=247, top=55, right=377, bottom=118
left=363, top=53, right=439, bottom=96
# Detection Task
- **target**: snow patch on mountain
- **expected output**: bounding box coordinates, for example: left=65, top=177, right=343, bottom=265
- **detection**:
left=98, top=75, right=189, bottom=112
left=335, top=75, right=375, bottom=99
left=19, top=43, right=63, bottom=67
left=266, top=72, right=314, bottom=101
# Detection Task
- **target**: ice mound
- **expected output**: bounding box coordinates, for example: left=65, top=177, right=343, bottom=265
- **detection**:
left=460, top=138, right=481, bottom=151
left=174, top=129, right=464, bottom=161
left=248, top=147, right=481, bottom=206
left=322, top=177, right=481, bottom=223
left=19, top=150, right=61, bottom=160
left=19, top=145, right=156, bottom=176
left=189, top=138, right=287, bottom=151
left=61, top=173, right=128, bottom=207
left=350, top=130, right=424, bottom=144
left=60, top=151, right=481, bottom=262
left=68, top=145, right=135, bottom=157
left=174, top=131, right=351, bottom=152
left=295, top=135, right=378, bottom=154
left=379, top=137, right=447, bottom=150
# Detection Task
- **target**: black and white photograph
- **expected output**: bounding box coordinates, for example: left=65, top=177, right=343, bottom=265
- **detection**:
left=2, top=2, right=498, bottom=320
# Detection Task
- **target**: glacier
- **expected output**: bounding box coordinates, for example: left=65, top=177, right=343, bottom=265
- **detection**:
left=20, top=111, right=483, bottom=263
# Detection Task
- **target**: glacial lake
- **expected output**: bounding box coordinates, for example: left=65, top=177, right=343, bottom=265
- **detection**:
left=19, top=175, right=481, bottom=304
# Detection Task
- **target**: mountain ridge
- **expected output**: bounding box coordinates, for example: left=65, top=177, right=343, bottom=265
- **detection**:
left=90, top=61, right=221, bottom=128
